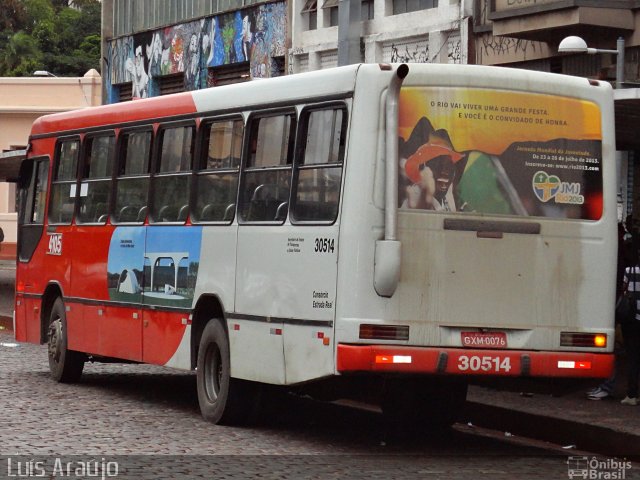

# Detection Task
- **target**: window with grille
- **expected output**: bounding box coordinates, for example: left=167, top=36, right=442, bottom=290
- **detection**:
left=362, top=0, right=374, bottom=20
left=118, top=83, right=133, bottom=102
left=302, top=0, right=318, bottom=30
left=323, top=0, right=339, bottom=26
left=160, top=73, right=186, bottom=95
left=392, top=0, right=437, bottom=15
left=209, top=63, right=250, bottom=87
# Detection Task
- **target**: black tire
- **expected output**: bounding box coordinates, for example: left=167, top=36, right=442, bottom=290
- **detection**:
left=196, top=320, right=259, bottom=425
left=47, top=298, right=85, bottom=383
left=382, top=378, right=468, bottom=435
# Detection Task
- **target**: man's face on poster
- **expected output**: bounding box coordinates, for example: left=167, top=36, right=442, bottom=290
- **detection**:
left=421, top=155, right=455, bottom=199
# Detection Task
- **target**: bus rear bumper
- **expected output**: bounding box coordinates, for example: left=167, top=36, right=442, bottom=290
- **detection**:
left=337, top=344, right=614, bottom=378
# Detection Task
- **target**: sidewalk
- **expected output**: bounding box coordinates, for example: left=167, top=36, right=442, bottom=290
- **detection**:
left=465, top=381, right=640, bottom=457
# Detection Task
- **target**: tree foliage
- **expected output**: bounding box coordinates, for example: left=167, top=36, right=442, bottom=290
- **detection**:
left=0, top=0, right=101, bottom=77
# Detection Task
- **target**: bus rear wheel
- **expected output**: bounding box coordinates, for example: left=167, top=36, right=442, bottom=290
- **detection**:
left=47, top=298, right=85, bottom=383
left=196, top=319, right=258, bottom=425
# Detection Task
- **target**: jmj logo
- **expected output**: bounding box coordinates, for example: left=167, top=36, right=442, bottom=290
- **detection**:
left=533, top=171, right=584, bottom=205
left=47, top=233, right=63, bottom=256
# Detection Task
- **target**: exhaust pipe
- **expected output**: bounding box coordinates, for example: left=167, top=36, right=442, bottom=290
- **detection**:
left=374, top=64, right=409, bottom=297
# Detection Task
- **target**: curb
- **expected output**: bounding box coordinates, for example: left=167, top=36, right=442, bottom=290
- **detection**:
left=464, top=401, right=640, bottom=457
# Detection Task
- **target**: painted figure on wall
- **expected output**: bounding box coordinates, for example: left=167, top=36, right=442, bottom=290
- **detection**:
left=126, top=45, right=149, bottom=98
left=184, top=32, right=199, bottom=90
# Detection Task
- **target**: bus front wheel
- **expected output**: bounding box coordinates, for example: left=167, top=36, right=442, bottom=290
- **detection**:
left=47, top=298, right=85, bottom=383
left=196, top=319, right=258, bottom=425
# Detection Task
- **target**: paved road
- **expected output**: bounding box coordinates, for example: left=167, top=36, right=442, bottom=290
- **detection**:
left=1, top=332, right=626, bottom=480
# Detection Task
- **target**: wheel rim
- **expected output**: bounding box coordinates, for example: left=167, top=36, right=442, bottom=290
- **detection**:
left=48, top=317, right=62, bottom=364
left=203, top=342, right=222, bottom=403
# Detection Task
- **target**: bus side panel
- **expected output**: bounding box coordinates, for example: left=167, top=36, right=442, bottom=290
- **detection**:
left=142, top=310, right=187, bottom=365
left=228, top=319, right=285, bottom=384
left=281, top=226, right=340, bottom=384
left=234, top=226, right=289, bottom=384
left=142, top=226, right=202, bottom=366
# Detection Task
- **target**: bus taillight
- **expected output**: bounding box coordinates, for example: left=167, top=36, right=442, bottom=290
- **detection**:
left=560, top=332, right=607, bottom=348
left=359, top=324, right=409, bottom=341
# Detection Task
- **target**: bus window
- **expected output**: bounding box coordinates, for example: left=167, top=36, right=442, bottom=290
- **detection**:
left=239, top=113, right=295, bottom=223
left=192, top=118, right=243, bottom=223
left=22, top=158, right=49, bottom=226
left=292, top=106, right=345, bottom=223
left=151, top=124, right=194, bottom=223
left=18, top=158, right=49, bottom=262
left=77, top=134, right=115, bottom=224
left=48, top=138, right=80, bottom=225
left=113, top=129, right=152, bottom=224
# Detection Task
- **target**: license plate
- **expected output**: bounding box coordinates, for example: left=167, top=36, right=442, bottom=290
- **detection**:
left=461, top=332, right=507, bottom=349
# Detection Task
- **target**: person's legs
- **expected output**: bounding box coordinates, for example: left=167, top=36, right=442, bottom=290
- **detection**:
left=621, top=323, right=640, bottom=404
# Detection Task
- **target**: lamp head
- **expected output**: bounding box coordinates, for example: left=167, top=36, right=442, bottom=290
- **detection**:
left=558, top=36, right=589, bottom=54
left=33, top=70, right=57, bottom=77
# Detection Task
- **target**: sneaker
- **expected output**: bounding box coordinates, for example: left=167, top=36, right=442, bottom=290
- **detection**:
left=620, top=396, right=639, bottom=406
left=587, top=387, right=610, bottom=400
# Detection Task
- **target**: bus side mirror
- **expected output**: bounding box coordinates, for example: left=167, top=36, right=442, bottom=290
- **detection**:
left=374, top=239, right=401, bottom=297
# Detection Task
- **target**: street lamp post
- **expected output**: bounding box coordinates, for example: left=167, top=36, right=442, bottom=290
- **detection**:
left=558, top=36, right=627, bottom=221
left=558, top=36, right=625, bottom=89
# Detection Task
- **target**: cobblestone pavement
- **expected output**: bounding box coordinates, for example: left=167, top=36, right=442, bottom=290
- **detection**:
left=1, top=331, right=621, bottom=479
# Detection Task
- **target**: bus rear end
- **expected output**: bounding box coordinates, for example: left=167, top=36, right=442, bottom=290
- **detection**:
left=335, top=64, right=616, bottom=426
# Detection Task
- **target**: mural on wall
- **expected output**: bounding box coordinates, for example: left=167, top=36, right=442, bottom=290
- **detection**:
left=106, top=2, right=287, bottom=102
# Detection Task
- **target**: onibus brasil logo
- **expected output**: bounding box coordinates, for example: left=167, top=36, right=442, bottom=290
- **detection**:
left=533, top=171, right=584, bottom=205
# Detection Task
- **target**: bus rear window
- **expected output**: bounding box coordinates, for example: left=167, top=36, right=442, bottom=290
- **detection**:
left=398, top=87, right=603, bottom=221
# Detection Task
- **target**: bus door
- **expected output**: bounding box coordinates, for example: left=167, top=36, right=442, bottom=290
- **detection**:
left=15, top=156, right=49, bottom=343
left=236, top=105, right=346, bottom=384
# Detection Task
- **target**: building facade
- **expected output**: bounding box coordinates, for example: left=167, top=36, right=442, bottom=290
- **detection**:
left=0, top=70, right=102, bottom=258
left=290, top=0, right=470, bottom=72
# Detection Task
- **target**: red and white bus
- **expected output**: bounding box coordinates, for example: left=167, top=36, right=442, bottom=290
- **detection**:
left=14, top=63, right=616, bottom=426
